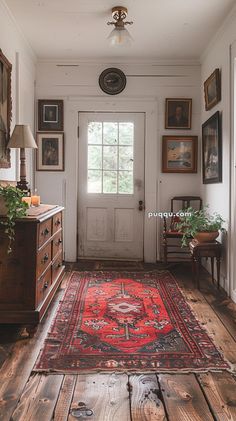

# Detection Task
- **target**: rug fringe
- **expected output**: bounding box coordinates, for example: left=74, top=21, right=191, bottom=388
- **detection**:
left=32, top=367, right=236, bottom=375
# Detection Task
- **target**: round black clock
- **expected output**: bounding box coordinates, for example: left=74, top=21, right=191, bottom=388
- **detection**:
left=99, top=68, right=126, bottom=95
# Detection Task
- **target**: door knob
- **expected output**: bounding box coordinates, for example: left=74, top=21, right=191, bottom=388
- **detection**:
left=138, top=200, right=144, bottom=211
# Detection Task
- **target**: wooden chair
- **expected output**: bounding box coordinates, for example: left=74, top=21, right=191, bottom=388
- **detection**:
left=162, top=196, right=202, bottom=264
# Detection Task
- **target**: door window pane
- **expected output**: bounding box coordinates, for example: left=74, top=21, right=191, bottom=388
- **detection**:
left=103, top=122, right=118, bottom=145
left=88, top=145, right=102, bottom=169
left=119, top=146, right=133, bottom=170
left=103, top=146, right=117, bottom=170
left=88, top=170, right=102, bottom=193
left=119, top=171, right=133, bottom=194
left=119, top=122, right=134, bottom=145
left=103, top=171, right=117, bottom=193
left=88, top=122, right=102, bottom=144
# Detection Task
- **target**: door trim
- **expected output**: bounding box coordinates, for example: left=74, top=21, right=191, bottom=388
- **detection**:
left=65, top=97, right=158, bottom=263
left=230, top=42, right=236, bottom=302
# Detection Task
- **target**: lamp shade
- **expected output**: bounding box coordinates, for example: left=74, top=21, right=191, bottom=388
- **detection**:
left=7, top=125, right=37, bottom=149
left=108, top=26, right=133, bottom=47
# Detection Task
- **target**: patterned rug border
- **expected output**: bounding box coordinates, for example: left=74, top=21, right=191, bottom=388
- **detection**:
left=34, top=270, right=232, bottom=374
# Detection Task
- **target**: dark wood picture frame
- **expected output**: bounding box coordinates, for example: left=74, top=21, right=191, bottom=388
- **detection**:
left=165, top=98, right=192, bottom=129
left=202, top=111, right=222, bottom=184
left=38, top=99, right=64, bottom=131
left=162, top=135, right=198, bottom=173
left=36, top=132, right=64, bottom=171
left=204, top=69, right=221, bottom=111
left=0, top=49, right=12, bottom=168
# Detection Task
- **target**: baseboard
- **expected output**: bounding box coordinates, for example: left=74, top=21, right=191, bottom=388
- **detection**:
left=231, top=289, right=236, bottom=304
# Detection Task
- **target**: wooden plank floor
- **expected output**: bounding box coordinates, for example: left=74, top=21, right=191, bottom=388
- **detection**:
left=0, top=262, right=236, bottom=421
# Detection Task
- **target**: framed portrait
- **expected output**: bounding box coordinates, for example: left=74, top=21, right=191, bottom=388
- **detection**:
left=0, top=49, right=12, bottom=168
left=202, top=111, right=222, bottom=184
left=165, top=98, right=192, bottom=129
left=204, top=69, right=221, bottom=111
left=36, top=132, right=64, bottom=171
left=38, top=99, right=64, bottom=131
left=162, top=135, right=198, bottom=173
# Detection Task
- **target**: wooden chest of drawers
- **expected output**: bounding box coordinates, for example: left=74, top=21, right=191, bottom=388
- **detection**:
left=0, top=205, right=65, bottom=329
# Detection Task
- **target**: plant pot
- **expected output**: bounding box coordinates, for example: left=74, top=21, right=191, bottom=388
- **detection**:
left=194, top=231, right=219, bottom=243
left=0, top=197, right=7, bottom=216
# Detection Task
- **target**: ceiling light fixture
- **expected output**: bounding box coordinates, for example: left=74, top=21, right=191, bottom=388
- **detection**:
left=107, top=6, right=133, bottom=47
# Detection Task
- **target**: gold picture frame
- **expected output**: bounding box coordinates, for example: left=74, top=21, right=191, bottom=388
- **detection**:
left=0, top=50, right=12, bottom=168
left=165, top=98, right=192, bottom=129
left=162, top=135, right=198, bottom=173
left=204, top=69, right=221, bottom=111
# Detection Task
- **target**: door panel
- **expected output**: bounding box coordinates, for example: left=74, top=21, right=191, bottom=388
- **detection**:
left=78, top=112, right=145, bottom=260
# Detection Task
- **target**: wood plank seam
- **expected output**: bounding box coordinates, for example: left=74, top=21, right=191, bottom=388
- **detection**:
left=156, top=374, right=170, bottom=421
left=194, top=374, right=218, bottom=421
left=53, top=375, right=77, bottom=421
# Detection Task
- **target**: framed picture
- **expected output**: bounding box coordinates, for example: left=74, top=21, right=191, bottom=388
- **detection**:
left=38, top=99, right=64, bottom=131
left=162, top=135, right=198, bottom=173
left=0, top=49, right=12, bottom=168
left=202, top=111, right=222, bottom=184
left=36, top=132, right=64, bottom=171
left=165, top=98, right=192, bottom=129
left=204, top=69, right=221, bottom=111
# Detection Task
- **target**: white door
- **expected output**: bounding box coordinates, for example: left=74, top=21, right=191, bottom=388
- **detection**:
left=78, top=112, right=145, bottom=260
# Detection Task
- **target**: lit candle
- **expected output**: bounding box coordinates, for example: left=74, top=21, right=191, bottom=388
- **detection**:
left=31, top=195, right=40, bottom=207
left=22, top=196, right=31, bottom=207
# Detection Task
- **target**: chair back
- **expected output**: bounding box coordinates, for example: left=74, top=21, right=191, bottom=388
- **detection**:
left=170, top=196, right=202, bottom=213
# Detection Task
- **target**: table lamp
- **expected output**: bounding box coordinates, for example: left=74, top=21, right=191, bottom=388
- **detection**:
left=7, top=125, right=38, bottom=192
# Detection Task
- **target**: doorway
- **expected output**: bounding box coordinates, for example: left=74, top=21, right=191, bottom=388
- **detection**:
left=78, top=112, right=145, bottom=260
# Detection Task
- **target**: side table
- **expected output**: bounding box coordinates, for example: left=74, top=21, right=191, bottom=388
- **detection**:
left=189, top=239, right=222, bottom=290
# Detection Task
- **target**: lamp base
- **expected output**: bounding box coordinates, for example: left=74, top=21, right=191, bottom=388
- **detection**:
left=17, top=148, right=30, bottom=194
left=16, top=180, right=30, bottom=194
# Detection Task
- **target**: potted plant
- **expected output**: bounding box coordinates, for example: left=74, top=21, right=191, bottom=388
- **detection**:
left=0, top=185, right=29, bottom=253
left=176, top=206, right=225, bottom=247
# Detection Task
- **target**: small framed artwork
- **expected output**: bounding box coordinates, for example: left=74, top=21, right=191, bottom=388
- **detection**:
left=38, top=99, right=64, bottom=131
left=204, top=69, right=221, bottom=111
left=165, top=98, right=192, bottom=129
left=36, top=132, right=64, bottom=171
left=0, top=49, right=12, bottom=168
left=202, top=111, right=222, bottom=184
left=162, top=135, right=198, bottom=173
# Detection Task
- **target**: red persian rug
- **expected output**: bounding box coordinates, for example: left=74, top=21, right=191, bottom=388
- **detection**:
left=35, top=271, right=229, bottom=373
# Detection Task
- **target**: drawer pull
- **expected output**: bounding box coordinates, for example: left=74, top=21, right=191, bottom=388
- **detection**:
left=41, top=228, right=49, bottom=237
left=55, top=219, right=61, bottom=226
left=44, top=282, right=48, bottom=289
left=53, top=262, right=62, bottom=271
left=42, top=253, right=49, bottom=264
left=56, top=239, right=62, bottom=246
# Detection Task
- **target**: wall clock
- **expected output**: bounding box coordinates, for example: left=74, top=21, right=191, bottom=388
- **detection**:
left=99, top=68, right=126, bottom=95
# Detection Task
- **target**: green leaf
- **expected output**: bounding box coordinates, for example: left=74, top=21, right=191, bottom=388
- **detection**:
left=0, top=186, right=28, bottom=253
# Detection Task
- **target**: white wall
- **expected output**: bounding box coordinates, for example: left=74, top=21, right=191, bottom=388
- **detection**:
left=36, top=61, right=201, bottom=261
left=201, top=6, right=236, bottom=296
left=0, top=0, right=36, bottom=184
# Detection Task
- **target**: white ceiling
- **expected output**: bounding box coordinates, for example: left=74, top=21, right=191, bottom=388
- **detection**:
left=4, top=0, right=236, bottom=61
